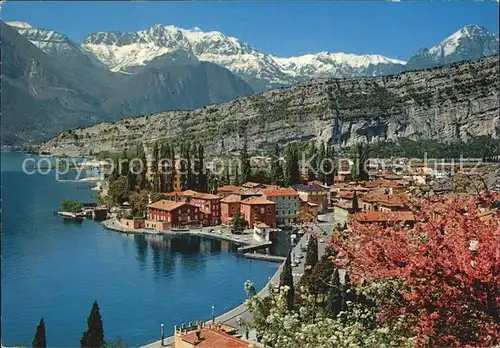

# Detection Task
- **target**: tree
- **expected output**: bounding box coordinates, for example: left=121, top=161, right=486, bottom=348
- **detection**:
left=230, top=212, right=247, bottom=234
left=129, top=190, right=149, bottom=218
left=279, top=251, right=295, bottom=310
left=196, top=144, right=207, bottom=192
left=270, top=144, right=285, bottom=186
left=136, top=144, right=148, bottom=191
left=352, top=143, right=369, bottom=181
left=107, top=176, right=128, bottom=206
left=61, top=199, right=82, bottom=213
left=244, top=280, right=257, bottom=299
left=285, top=143, right=301, bottom=186
left=81, top=300, right=105, bottom=348
left=305, top=142, right=318, bottom=181
left=330, top=194, right=500, bottom=347
left=233, top=164, right=241, bottom=186
left=324, top=143, right=336, bottom=186
left=151, top=142, right=160, bottom=192
left=240, top=136, right=251, bottom=184
left=32, top=317, right=46, bottom=348
left=304, top=236, right=319, bottom=277
left=352, top=191, right=360, bottom=212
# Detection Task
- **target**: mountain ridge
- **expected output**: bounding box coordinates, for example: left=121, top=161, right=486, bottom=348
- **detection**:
left=39, top=56, right=499, bottom=157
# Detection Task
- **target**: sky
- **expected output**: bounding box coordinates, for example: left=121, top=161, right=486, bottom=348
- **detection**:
left=2, top=1, right=499, bottom=60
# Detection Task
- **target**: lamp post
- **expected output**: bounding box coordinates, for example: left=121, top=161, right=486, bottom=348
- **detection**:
left=211, top=305, right=215, bottom=324
left=160, top=323, right=164, bottom=346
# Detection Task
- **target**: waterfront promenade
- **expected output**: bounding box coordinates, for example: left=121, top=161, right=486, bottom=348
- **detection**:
left=102, top=218, right=273, bottom=253
left=140, top=215, right=334, bottom=348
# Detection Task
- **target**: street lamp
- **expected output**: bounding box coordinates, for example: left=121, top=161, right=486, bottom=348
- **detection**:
left=160, top=323, right=164, bottom=346
left=211, top=305, right=215, bottom=324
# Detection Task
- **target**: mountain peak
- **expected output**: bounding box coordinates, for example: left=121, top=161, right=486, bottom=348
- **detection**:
left=6, top=21, right=32, bottom=29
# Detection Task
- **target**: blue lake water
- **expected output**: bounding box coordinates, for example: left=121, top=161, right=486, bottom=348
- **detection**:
left=1, top=152, right=278, bottom=347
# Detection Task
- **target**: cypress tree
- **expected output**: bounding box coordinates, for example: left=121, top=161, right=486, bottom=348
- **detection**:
left=279, top=251, right=295, bottom=310
left=325, top=143, right=335, bottom=186
left=197, top=144, right=207, bottom=192
left=80, top=300, right=105, bottom=348
left=304, top=236, right=319, bottom=277
left=240, top=136, right=251, bottom=184
left=270, top=144, right=285, bottom=186
left=233, top=164, right=241, bottom=186
left=285, top=143, right=300, bottom=186
left=306, top=142, right=317, bottom=181
left=224, top=164, right=231, bottom=186
left=325, top=269, right=343, bottom=317
left=316, top=141, right=326, bottom=183
left=137, top=144, right=148, bottom=190
left=32, top=317, right=47, bottom=348
left=352, top=190, right=360, bottom=212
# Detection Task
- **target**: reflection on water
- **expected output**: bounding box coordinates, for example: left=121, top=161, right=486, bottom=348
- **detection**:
left=2, top=153, right=279, bottom=347
left=132, top=234, right=242, bottom=279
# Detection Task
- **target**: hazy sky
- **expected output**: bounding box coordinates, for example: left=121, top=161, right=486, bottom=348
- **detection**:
left=3, top=1, right=499, bottom=60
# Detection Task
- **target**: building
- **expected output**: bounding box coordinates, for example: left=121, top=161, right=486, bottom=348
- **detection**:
left=146, top=200, right=203, bottom=231
left=292, top=184, right=329, bottom=212
left=299, top=197, right=319, bottom=223
left=162, top=191, right=221, bottom=226
left=359, top=193, right=410, bottom=213
left=119, top=218, right=145, bottom=229
left=351, top=211, right=415, bottom=226
left=174, top=324, right=249, bottom=348
left=240, top=196, right=277, bottom=228
left=253, top=222, right=271, bottom=243
left=217, top=185, right=243, bottom=198
left=189, top=193, right=221, bottom=226
left=220, top=194, right=242, bottom=226
left=332, top=201, right=353, bottom=229
left=260, top=187, right=299, bottom=225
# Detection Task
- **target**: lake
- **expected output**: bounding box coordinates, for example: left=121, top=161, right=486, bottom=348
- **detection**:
left=1, top=152, right=278, bottom=347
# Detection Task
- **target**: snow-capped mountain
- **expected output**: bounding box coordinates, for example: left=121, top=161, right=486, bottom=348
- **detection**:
left=406, top=25, right=499, bottom=70
left=8, top=21, right=498, bottom=93
left=81, top=24, right=408, bottom=91
left=274, top=52, right=406, bottom=79
left=6, top=21, right=106, bottom=69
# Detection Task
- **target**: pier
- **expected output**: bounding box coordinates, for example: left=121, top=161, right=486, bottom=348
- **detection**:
left=237, top=242, right=272, bottom=253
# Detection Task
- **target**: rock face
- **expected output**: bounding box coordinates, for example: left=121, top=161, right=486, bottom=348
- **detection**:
left=40, top=56, right=499, bottom=157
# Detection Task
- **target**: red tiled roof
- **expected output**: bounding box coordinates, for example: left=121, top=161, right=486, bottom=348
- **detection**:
left=254, top=222, right=270, bottom=228
left=148, top=200, right=186, bottom=211
left=179, top=328, right=248, bottom=348
left=261, top=187, right=299, bottom=197
left=218, top=185, right=243, bottom=192
left=241, top=196, right=276, bottom=205
left=220, top=194, right=242, bottom=203
left=241, top=181, right=264, bottom=188
left=361, top=193, right=409, bottom=207
left=192, top=192, right=221, bottom=200
left=352, top=211, right=415, bottom=223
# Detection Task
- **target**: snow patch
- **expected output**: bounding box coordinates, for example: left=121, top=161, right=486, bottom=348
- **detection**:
left=6, top=21, right=32, bottom=29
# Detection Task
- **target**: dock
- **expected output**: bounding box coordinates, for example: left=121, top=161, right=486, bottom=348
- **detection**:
left=242, top=253, right=286, bottom=262
left=237, top=242, right=272, bottom=253
left=57, top=211, right=86, bottom=219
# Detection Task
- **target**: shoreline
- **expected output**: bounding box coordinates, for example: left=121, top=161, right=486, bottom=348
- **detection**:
left=140, top=224, right=321, bottom=348
left=101, top=218, right=281, bottom=262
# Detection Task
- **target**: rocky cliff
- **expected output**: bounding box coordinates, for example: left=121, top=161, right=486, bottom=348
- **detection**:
left=40, top=56, right=499, bottom=156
